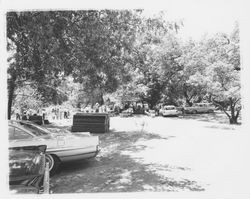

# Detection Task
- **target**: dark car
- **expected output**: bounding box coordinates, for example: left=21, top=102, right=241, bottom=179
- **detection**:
left=9, top=145, right=47, bottom=194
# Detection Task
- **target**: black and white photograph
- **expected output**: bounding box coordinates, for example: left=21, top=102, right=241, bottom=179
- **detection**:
left=1, top=0, right=250, bottom=198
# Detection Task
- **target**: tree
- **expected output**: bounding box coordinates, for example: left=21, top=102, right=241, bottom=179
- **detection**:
left=207, top=61, right=241, bottom=124
left=126, top=12, right=183, bottom=108
left=174, top=38, right=209, bottom=106
left=184, top=23, right=241, bottom=124
left=7, top=11, right=75, bottom=119
left=7, top=10, right=143, bottom=117
left=12, top=85, right=44, bottom=114
left=66, top=10, right=143, bottom=106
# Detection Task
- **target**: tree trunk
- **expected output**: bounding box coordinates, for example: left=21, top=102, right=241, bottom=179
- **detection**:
left=185, top=97, right=193, bottom=106
left=229, top=116, right=238, bottom=124
left=183, top=89, right=193, bottom=106
left=228, top=98, right=239, bottom=124
left=8, top=75, right=17, bottom=120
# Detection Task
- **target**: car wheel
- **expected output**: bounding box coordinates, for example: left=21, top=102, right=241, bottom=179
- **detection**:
left=45, top=154, right=61, bottom=176
left=193, top=110, right=198, bottom=114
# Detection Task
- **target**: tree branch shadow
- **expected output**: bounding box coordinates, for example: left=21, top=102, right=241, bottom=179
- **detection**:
left=51, top=129, right=206, bottom=193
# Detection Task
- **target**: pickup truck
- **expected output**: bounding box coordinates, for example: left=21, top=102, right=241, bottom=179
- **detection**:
left=183, top=103, right=215, bottom=114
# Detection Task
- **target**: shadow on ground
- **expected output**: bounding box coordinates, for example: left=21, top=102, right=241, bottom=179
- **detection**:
left=173, top=112, right=230, bottom=124
left=50, top=130, right=205, bottom=193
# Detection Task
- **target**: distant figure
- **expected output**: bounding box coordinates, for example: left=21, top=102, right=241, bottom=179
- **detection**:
left=22, top=112, right=27, bottom=120
left=56, top=108, right=59, bottom=119
left=16, top=113, right=20, bottom=120
left=42, top=109, right=46, bottom=120
left=103, top=105, right=107, bottom=113
left=94, top=103, right=100, bottom=113
left=53, top=112, right=56, bottom=120
left=154, top=105, right=160, bottom=116
left=124, top=103, right=129, bottom=110
left=64, top=111, right=68, bottom=119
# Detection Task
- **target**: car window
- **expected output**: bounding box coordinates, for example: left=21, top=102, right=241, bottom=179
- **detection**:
left=8, top=126, right=15, bottom=140
left=9, top=127, right=33, bottom=140
left=19, top=123, right=50, bottom=137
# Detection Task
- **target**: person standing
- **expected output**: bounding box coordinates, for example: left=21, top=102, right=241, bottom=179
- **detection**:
left=94, top=103, right=99, bottom=113
left=22, top=111, right=27, bottom=120
left=42, top=109, right=46, bottom=121
left=16, top=108, right=21, bottom=120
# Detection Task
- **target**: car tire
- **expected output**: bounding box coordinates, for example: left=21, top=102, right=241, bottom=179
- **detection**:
left=45, top=154, right=61, bottom=176
left=193, top=110, right=198, bottom=114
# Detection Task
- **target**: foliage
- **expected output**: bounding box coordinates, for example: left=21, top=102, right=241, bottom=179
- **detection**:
left=12, top=85, right=43, bottom=113
left=182, top=23, right=241, bottom=123
left=7, top=11, right=75, bottom=118
left=126, top=13, right=183, bottom=108
left=7, top=10, right=145, bottom=114
left=7, top=10, right=241, bottom=124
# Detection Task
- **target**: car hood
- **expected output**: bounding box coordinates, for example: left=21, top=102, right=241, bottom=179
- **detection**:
left=9, top=145, right=46, bottom=193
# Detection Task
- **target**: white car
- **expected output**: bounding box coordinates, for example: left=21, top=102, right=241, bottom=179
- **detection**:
left=160, top=105, right=180, bottom=117
left=9, top=120, right=100, bottom=175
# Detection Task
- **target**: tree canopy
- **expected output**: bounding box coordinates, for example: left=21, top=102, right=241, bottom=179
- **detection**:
left=7, top=10, right=240, bottom=124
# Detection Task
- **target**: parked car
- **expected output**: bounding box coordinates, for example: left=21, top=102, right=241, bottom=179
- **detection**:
left=183, top=103, right=215, bottom=114
left=159, top=105, right=181, bottom=117
left=9, top=120, right=100, bottom=175
left=120, top=108, right=133, bottom=117
left=145, top=109, right=156, bottom=117
left=9, top=145, right=47, bottom=194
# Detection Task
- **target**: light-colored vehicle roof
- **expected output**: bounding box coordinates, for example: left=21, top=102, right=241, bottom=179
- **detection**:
left=193, top=103, right=214, bottom=106
left=163, top=105, right=176, bottom=109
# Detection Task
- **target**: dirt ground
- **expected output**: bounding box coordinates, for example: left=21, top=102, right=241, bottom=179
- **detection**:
left=46, top=112, right=249, bottom=195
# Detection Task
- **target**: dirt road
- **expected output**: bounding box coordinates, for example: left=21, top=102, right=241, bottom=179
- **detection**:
left=48, top=113, right=248, bottom=195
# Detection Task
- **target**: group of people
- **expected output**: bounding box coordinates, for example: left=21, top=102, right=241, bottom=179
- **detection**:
left=13, top=102, right=160, bottom=121
left=51, top=108, right=70, bottom=120
left=14, top=107, right=71, bottom=121
left=15, top=109, right=42, bottom=120
left=81, top=103, right=110, bottom=113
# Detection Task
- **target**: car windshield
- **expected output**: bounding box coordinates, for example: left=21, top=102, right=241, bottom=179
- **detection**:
left=19, top=123, right=50, bottom=137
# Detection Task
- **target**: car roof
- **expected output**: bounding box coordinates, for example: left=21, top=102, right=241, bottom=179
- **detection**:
left=164, top=105, right=176, bottom=108
left=193, top=103, right=212, bottom=105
